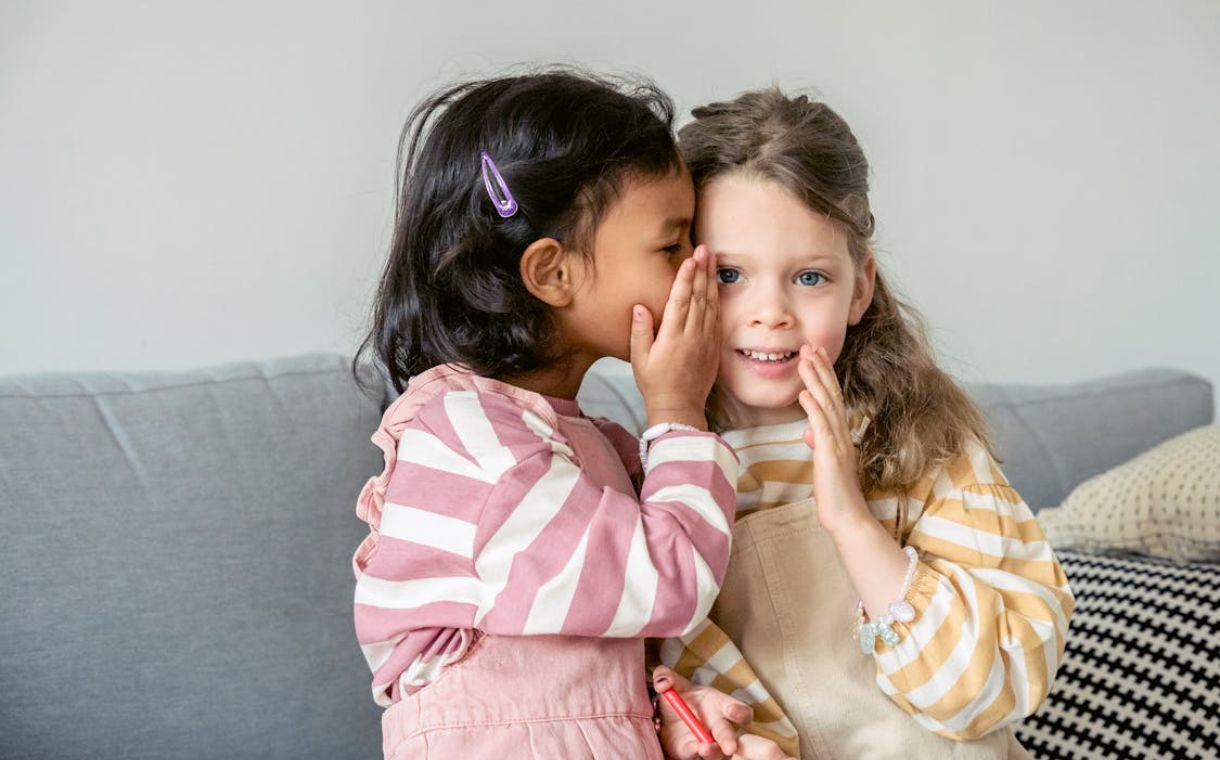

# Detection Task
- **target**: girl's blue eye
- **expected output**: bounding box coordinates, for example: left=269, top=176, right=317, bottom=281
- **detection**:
left=717, top=268, right=740, bottom=284
left=796, top=271, right=824, bottom=286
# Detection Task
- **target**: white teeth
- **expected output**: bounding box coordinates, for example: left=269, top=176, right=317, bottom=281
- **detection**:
left=741, top=350, right=794, bottom=362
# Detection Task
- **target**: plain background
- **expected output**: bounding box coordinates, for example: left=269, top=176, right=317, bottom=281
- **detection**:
left=2, top=1, right=1218, bottom=397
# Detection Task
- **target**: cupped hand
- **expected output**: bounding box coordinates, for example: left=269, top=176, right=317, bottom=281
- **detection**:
left=630, top=246, right=720, bottom=431
left=797, top=344, right=872, bottom=536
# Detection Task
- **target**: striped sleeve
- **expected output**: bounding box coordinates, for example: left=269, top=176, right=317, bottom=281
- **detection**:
left=476, top=419, right=739, bottom=639
left=872, top=442, right=1075, bottom=739
left=660, top=620, right=801, bottom=757
left=355, top=390, right=738, bottom=661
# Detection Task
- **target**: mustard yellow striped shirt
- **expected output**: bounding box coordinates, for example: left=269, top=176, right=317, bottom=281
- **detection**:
left=660, top=419, right=1074, bottom=754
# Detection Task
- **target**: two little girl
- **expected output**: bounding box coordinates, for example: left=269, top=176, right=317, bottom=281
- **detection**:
left=352, top=69, right=1072, bottom=759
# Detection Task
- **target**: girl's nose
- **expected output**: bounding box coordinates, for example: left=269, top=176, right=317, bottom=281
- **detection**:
left=748, top=298, right=794, bottom=330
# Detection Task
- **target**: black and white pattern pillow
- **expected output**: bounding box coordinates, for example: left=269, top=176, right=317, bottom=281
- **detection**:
left=1015, top=550, right=1220, bottom=759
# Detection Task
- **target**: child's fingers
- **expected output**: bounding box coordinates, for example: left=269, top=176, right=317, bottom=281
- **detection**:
left=798, top=389, right=835, bottom=453
left=805, top=350, right=852, bottom=446
left=697, top=246, right=722, bottom=336
left=721, top=697, right=752, bottom=726
left=659, top=257, right=696, bottom=340
left=706, top=718, right=738, bottom=756
left=702, top=249, right=721, bottom=334
left=804, top=345, right=844, bottom=410
left=797, top=388, right=828, bottom=434
left=653, top=667, right=711, bottom=760
left=667, top=736, right=704, bottom=760
left=737, top=734, right=799, bottom=760
left=686, top=246, right=716, bottom=337
left=684, top=247, right=709, bottom=334
left=629, top=305, right=655, bottom=373
left=652, top=665, right=673, bottom=689
left=809, top=346, right=850, bottom=440
left=671, top=735, right=721, bottom=760
left=796, top=355, right=835, bottom=425
left=798, top=350, right=850, bottom=446
left=661, top=721, right=708, bottom=760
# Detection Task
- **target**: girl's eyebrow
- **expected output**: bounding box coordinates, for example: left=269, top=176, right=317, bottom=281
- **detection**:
left=715, top=250, right=840, bottom=264
left=652, top=218, right=692, bottom=240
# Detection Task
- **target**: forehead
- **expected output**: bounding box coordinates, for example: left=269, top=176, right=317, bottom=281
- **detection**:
left=600, top=167, right=695, bottom=226
left=697, top=174, right=849, bottom=261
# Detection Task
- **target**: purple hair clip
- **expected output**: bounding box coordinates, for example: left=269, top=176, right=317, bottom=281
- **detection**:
left=480, top=151, right=519, bottom=218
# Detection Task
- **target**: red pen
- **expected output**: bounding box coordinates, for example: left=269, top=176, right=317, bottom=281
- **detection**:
left=659, top=683, right=715, bottom=745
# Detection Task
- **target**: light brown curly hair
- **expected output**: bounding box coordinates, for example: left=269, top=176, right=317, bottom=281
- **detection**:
left=680, top=88, right=994, bottom=496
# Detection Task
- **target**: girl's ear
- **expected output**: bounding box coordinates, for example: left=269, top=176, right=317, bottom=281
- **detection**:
left=519, top=238, right=585, bottom=308
left=848, top=255, right=877, bottom=325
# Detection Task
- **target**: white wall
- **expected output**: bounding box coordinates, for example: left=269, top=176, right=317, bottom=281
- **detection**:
left=3, top=1, right=1218, bottom=396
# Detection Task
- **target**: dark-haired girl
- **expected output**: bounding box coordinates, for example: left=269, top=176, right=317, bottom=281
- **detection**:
left=351, top=70, right=752, bottom=759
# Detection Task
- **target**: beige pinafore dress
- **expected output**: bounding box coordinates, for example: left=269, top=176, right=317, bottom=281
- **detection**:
left=711, top=496, right=1031, bottom=759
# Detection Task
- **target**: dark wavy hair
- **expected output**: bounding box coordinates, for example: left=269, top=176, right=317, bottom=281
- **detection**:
left=354, top=68, right=681, bottom=394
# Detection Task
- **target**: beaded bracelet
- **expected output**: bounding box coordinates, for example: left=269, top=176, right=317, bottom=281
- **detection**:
left=638, top=422, right=702, bottom=471
left=855, top=545, right=920, bottom=655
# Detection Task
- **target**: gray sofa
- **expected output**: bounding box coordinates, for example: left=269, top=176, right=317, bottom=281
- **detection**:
left=1, top=354, right=1213, bottom=759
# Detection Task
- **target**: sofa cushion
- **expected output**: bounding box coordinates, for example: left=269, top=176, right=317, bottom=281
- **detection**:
left=1037, top=425, right=1220, bottom=561
left=1014, top=550, right=1220, bottom=759
left=0, top=354, right=385, bottom=760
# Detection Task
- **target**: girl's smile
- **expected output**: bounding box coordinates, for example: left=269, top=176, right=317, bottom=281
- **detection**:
left=733, top=347, right=801, bottom=379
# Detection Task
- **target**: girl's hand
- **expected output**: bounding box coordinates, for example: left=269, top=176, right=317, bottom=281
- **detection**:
left=630, top=246, right=720, bottom=431
left=653, top=666, right=745, bottom=760
left=653, top=666, right=796, bottom=760
left=797, top=344, right=872, bottom=536
left=798, top=345, right=912, bottom=620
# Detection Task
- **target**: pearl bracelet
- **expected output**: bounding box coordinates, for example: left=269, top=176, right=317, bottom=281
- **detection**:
left=856, top=545, right=920, bottom=655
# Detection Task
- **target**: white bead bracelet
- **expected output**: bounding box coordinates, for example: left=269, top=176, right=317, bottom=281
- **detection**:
left=856, top=545, right=920, bottom=655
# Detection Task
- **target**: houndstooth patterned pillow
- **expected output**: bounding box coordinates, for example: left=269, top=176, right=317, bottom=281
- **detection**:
left=1015, top=549, right=1220, bottom=759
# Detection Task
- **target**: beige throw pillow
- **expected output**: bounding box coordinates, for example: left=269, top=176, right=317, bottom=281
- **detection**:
left=1038, top=425, right=1220, bottom=562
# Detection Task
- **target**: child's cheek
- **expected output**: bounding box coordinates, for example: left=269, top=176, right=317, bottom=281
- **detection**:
left=807, top=326, right=848, bottom=365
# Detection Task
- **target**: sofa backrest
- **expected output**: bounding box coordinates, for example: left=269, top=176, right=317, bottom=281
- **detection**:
left=0, top=354, right=385, bottom=760
left=967, top=368, right=1214, bottom=509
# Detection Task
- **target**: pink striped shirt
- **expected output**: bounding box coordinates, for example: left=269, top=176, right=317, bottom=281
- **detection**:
left=352, top=365, right=739, bottom=706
